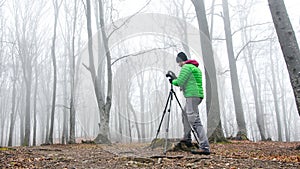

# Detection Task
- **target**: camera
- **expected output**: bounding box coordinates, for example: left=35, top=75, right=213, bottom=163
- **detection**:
left=166, top=71, right=176, bottom=80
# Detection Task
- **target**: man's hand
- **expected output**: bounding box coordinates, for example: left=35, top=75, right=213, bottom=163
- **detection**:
left=166, top=71, right=176, bottom=79
left=166, top=71, right=177, bottom=84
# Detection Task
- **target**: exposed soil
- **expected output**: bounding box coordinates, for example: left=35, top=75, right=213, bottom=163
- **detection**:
left=0, top=140, right=299, bottom=168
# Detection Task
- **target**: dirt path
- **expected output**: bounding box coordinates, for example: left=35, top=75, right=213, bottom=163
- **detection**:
left=0, top=141, right=299, bottom=168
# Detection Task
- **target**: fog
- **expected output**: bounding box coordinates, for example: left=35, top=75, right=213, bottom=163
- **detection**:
left=0, top=0, right=299, bottom=146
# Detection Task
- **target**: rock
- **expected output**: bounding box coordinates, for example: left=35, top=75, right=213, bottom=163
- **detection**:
left=94, top=134, right=112, bottom=145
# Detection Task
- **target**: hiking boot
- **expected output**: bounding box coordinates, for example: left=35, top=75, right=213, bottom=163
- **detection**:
left=191, top=149, right=211, bottom=155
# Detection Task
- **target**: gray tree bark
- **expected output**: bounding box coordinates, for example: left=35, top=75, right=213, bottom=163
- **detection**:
left=209, top=0, right=216, bottom=40
left=62, top=55, right=68, bottom=144
left=237, top=2, right=266, bottom=140
left=32, top=63, right=38, bottom=146
left=8, top=56, right=18, bottom=146
left=17, top=29, right=33, bottom=146
left=245, top=47, right=266, bottom=140
left=278, top=70, right=290, bottom=141
left=22, top=55, right=32, bottom=146
left=61, top=37, right=69, bottom=144
left=85, top=0, right=112, bottom=144
left=269, top=41, right=283, bottom=141
left=97, top=0, right=113, bottom=143
left=68, top=0, right=79, bottom=144
left=48, top=0, right=62, bottom=144
left=222, top=0, right=247, bottom=136
left=191, top=0, right=225, bottom=142
left=136, top=68, right=146, bottom=141
left=19, top=87, right=25, bottom=145
left=268, top=0, right=300, bottom=117
left=14, top=0, right=45, bottom=146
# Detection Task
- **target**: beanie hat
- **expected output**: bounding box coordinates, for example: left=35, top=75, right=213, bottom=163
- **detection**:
left=176, top=52, right=188, bottom=63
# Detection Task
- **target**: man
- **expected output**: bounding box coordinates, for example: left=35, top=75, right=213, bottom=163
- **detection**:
left=171, top=52, right=210, bottom=155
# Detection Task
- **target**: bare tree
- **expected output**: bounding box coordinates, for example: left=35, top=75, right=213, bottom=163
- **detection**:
left=269, top=40, right=283, bottom=141
left=48, top=0, right=62, bottom=144
left=59, top=0, right=81, bottom=144
left=32, top=61, right=38, bottom=146
left=222, top=0, right=247, bottom=137
left=209, top=0, right=216, bottom=40
left=85, top=0, right=112, bottom=143
left=277, top=60, right=290, bottom=141
left=7, top=44, right=19, bottom=146
left=236, top=0, right=267, bottom=141
left=39, top=60, right=52, bottom=144
left=167, top=0, right=191, bottom=56
left=12, top=0, right=45, bottom=146
left=191, top=0, right=225, bottom=142
left=268, top=0, right=300, bottom=117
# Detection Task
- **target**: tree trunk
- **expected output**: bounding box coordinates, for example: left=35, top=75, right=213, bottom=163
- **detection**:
left=222, top=0, right=247, bottom=136
left=128, top=93, right=141, bottom=141
left=279, top=70, right=290, bottom=141
left=8, top=64, right=18, bottom=146
left=98, top=0, right=113, bottom=143
left=32, top=65, right=38, bottom=146
left=138, top=75, right=146, bottom=141
left=69, top=0, right=78, bottom=144
left=48, top=0, right=61, bottom=144
left=116, top=88, right=123, bottom=142
left=191, top=0, right=225, bottom=141
left=0, top=97, right=7, bottom=145
left=126, top=89, right=133, bottom=142
left=23, top=61, right=32, bottom=146
left=62, top=46, right=68, bottom=144
left=237, top=6, right=266, bottom=141
left=209, top=0, right=216, bottom=40
left=94, top=0, right=106, bottom=96
left=45, top=107, right=50, bottom=143
left=269, top=41, right=282, bottom=141
left=85, top=0, right=111, bottom=144
left=19, top=101, right=25, bottom=145
left=268, top=0, right=300, bottom=117
left=257, top=77, right=267, bottom=139
left=246, top=50, right=266, bottom=140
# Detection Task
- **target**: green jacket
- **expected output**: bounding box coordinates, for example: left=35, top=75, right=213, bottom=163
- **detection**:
left=172, top=61, right=204, bottom=98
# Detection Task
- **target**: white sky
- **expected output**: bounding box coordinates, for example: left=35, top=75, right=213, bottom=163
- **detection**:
left=113, top=0, right=299, bottom=38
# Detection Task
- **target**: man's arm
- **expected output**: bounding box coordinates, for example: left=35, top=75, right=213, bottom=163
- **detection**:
left=172, top=65, right=191, bottom=86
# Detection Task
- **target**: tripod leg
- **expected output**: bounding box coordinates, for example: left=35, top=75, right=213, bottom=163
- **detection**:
left=164, top=92, right=173, bottom=154
left=172, top=90, right=201, bottom=146
left=151, top=91, right=172, bottom=149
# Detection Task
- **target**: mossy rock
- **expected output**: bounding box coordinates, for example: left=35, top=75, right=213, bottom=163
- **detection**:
left=169, top=141, right=199, bottom=152
left=150, top=138, right=199, bottom=152
left=226, top=131, right=249, bottom=141
left=150, top=138, right=172, bottom=149
left=94, top=134, right=112, bottom=145
left=236, top=131, right=249, bottom=140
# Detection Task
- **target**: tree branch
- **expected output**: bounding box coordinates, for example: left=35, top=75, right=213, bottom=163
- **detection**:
left=111, top=45, right=176, bottom=66
left=0, top=41, right=16, bottom=45
left=82, top=63, right=90, bottom=72
left=219, top=69, right=230, bottom=75
left=232, top=22, right=272, bottom=36
left=235, top=37, right=274, bottom=60
left=107, top=0, right=152, bottom=40
left=0, top=0, right=6, bottom=7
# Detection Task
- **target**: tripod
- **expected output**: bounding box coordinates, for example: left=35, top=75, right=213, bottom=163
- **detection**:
left=151, top=83, right=201, bottom=154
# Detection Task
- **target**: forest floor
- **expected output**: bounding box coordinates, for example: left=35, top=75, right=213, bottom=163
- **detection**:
left=0, top=140, right=299, bottom=169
